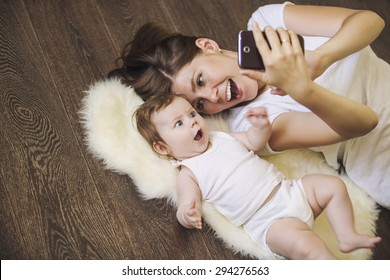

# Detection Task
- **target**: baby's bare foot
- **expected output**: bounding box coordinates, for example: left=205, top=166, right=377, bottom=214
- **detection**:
left=339, top=235, right=382, bottom=253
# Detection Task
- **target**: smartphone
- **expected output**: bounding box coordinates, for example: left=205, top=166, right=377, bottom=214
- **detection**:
left=238, top=30, right=305, bottom=70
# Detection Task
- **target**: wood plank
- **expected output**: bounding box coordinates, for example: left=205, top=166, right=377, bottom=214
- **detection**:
left=0, top=0, right=124, bottom=259
left=95, top=0, right=175, bottom=63
left=0, top=175, right=30, bottom=259
left=161, top=0, right=261, bottom=50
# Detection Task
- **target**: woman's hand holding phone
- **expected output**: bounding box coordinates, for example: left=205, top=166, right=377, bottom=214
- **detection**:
left=240, top=23, right=313, bottom=101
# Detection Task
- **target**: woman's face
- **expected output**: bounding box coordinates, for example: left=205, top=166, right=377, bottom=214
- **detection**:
left=171, top=49, right=261, bottom=114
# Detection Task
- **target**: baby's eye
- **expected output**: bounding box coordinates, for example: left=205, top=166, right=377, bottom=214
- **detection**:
left=175, top=120, right=183, bottom=127
left=195, top=99, right=204, bottom=111
left=197, top=73, right=204, bottom=86
left=190, top=111, right=197, bottom=118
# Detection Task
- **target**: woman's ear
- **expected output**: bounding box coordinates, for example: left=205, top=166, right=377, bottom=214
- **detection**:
left=152, top=141, right=171, bottom=156
left=195, top=38, right=221, bottom=53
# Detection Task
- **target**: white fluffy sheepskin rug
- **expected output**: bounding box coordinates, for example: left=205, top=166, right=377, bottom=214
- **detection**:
left=80, top=78, right=379, bottom=260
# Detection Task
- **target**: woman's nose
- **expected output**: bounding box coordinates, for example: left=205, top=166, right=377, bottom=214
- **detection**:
left=200, top=87, right=218, bottom=103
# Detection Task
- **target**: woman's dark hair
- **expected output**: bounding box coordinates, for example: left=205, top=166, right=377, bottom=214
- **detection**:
left=108, top=22, right=201, bottom=101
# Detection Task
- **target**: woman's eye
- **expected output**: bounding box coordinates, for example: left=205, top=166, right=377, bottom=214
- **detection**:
left=196, top=73, right=204, bottom=86
left=196, top=99, right=204, bottom=111
left=175, top=120, right=183, bottom=127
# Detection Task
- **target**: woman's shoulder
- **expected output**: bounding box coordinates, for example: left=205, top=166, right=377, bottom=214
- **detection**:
left=247, top=2, right=293, bottom=30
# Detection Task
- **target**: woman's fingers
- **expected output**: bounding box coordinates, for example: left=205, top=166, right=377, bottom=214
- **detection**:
left=275, top=28, right=290, bottom=43
left=262, top=26, right=282, bottom=51
left=276, top=28, right=293, bottom=53
left=252, top=23, right=271, bottom=58
left=248, top=23, right=310, bottom=94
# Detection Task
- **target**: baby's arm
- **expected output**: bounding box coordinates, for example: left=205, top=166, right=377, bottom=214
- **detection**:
left=230, top=106, right=272, bottom=151
left=176, top=166, right=203, bottom=229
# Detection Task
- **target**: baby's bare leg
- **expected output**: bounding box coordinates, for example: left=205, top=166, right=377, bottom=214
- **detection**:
left=302, top=174, right=381, bottom=253
left=267, top=217, right=337, bottom=259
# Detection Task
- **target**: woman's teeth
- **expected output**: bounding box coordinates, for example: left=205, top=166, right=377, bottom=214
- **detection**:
left=226, top=79, right=238, bottom=101
left=226, top=80, right=232, bottom=101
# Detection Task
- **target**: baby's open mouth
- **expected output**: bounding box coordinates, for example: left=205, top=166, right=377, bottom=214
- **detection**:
left=226, top=79, right=240, bottom=101
left=194, top=129, right=203, bottom=141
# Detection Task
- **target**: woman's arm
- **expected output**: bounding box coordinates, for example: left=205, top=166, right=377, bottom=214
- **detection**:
left=287, top=81, right=378, bottom=140
left=176, top=167, right=203, bottom=229
left=284, top=5, right=385, bottom=78
left=241, top=23, right=378, bottom=146
left=269, top=111, right=343, bottom=151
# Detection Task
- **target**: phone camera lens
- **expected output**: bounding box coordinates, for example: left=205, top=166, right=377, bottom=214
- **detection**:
left=243, top=46, right=250, bottom=53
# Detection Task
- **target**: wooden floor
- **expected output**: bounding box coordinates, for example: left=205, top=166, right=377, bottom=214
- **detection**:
left=1, top=0, right=389, bottom=260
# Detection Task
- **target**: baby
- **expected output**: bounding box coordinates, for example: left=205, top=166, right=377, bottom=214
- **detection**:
left=134, top=94, right=381, bottom=259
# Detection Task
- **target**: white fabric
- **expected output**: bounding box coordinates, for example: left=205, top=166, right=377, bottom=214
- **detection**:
left=178, top=132, right=284, bottom=226
left=229, top=91, right=310, bottom=149
left=243, top=179, right=314, bottom=253
left=230, top=2, right=390, bottom=208
left=80, top=78, right=378, bottom=259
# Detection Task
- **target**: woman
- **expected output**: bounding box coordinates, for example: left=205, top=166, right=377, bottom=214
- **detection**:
left=109, top=2, right=389, bottom=208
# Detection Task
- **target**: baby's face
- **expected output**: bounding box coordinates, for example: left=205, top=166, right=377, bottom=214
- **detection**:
left=152, top=96, right=210, bottom=160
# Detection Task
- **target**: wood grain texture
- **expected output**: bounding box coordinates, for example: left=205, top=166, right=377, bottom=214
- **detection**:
left=0, top=0, right=389, bottom=260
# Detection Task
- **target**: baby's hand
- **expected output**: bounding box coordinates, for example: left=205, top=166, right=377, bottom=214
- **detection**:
left=182, top=200, right=202, bottom=229
left=246, top=107, right=270, bottom=129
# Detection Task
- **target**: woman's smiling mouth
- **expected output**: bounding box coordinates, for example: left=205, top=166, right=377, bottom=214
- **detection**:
left=226, top=79, right=242, bottom=101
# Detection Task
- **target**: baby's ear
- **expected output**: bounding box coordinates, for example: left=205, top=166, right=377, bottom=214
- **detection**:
left=152, top=141, right=171, bottom=156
